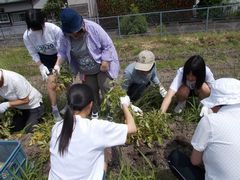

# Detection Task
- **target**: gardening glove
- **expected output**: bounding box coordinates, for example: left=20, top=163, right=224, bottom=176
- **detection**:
left=200, top=106, right=213, bottom=117
left=130, top=104, right=143, bottom=116
left=53, top=64, right=61, bottom=75
left=159, top=85, right=167, bottom=97
left=39, top=64, right=50, bottom=81
left=120, top=95, right=131, bottom=108
left=0, top=102, right=10, bottom=113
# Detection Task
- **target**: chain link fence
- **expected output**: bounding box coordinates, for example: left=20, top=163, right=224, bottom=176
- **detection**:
left=0, top=3, right=240, bottom=46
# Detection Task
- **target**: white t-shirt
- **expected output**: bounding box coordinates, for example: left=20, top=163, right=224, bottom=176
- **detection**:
left=49, top=116, right=128, bottom=180
left=191, top=104, right=240, bottom=180
left=0, top=70, right=42, bottom=109
left=23, top=22, right=63, bottom=62
left=170, top=66, right=214, bottom=92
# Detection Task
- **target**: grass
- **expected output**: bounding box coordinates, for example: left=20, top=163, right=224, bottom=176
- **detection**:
left=0, top=30, right=240, bottom=179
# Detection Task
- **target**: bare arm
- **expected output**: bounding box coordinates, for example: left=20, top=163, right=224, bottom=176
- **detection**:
left=191, top=149, right=203, bottom=166
left=160, top=89, right=176, bottom=113
left=8, top=96, right=30, bottom=108
left=122, top=105, right=137, bottom=134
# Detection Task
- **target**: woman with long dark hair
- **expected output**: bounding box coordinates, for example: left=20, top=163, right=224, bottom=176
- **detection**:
left=160, top=55, right=215, bottom=113
left=49, top=84, right=136, bottom=179
left=23, top=9, right=63, bottom=121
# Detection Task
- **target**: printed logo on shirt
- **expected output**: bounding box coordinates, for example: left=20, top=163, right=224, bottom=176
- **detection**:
left=37, top=43, right=55, bottom=53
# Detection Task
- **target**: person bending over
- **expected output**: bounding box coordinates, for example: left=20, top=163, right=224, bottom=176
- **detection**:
left=49, top=84, right=136, bottom=179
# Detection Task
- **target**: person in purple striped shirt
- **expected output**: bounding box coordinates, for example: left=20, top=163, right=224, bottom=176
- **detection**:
left=54, top=8, right=120, bottom=119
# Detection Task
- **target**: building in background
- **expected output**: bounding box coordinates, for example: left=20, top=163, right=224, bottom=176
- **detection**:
left=0, top=0, right=98, bottom=27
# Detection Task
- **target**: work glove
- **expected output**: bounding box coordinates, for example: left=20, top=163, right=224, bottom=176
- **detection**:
left=53, top=64, right=61, bottom=74
left=130, top=104, right=143, bottom=116
left=200, top=106, right=213, bottom=117
left=39, top=64, right=50, bottom=81
left=0, top=102, right=10, bottom=113
left=159, top=86, right=167, bottom=98
left=120, top=95, right=131, bottom=108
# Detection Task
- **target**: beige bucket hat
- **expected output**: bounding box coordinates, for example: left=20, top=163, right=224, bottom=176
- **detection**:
left=135, top=50, right=155, bottom=71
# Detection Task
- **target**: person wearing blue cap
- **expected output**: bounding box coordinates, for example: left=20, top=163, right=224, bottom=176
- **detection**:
left=53, top=8, right=120, bottom=119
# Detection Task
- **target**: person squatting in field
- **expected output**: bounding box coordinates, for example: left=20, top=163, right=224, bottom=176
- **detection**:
left=122, top=50, right=167, bottom=102
left=0, top=69, right=43, bottom=133
left=23, top=9, right=63, bottom=122
left=168, top=78, right=240, bottom=180
left=160, top=55, right=215, bottom=114
left=53, top=8, right=119, bottom=120
left=49, top=84, right=136, bottom=179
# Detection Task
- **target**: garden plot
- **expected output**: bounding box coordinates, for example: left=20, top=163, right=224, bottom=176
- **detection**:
left=0, top=31, right=240, bottom=179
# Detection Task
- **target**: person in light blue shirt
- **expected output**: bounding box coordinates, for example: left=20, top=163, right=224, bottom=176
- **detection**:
left=122, top=50, right=167, bottom=102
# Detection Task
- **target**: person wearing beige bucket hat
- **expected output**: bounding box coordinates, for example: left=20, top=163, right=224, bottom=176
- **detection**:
left=122, top=50, right=167, bottom=102
left=168, top=78, right=240, bottom=180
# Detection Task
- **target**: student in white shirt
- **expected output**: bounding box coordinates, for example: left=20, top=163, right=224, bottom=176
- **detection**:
left=23, top=9, right=63, bottom=121
left=168, top=78, right=240, bottom=180
left=160, top=55, right=215, bottom=113
left=0, top=69, right=43, bottom=133
left=49, top=84, right=136, bottom=180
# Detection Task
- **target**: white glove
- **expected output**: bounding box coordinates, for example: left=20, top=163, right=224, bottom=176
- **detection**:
left=53, top=64, right=61, bottom=74
left=39, top=64, right=50, bottom=81
left=130, top=104, right=143, bottom=116
left=0, top=102, right=10, bottom=113
left=200, top=106, right=213, bottom=117
left=159, top=86, right=167, bottom=97
left=120, top=95, right=131, bottom=108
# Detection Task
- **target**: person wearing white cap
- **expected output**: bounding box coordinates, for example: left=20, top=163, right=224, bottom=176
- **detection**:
left=168, top=78, right=240, bottom=179
left=122, top=50, right=167, bottom=102
left=160, top=55, right=215, bottom=113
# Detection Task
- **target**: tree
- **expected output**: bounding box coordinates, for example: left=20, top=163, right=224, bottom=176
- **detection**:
left=42, top=0, right=64, bottom=21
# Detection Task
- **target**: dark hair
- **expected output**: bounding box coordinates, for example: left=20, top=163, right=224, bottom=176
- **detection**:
left=25, top=9, right=45, bottom=30
left=182, top=55, right=206, bottom=89
left=58, top=84, right=93, bottom=156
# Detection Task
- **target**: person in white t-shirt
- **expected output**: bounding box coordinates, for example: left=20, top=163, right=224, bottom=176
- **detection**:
left=0, top=69, right=43, bottom=133
left=23, top=9, right=63, bottom=122
left=160, top=55, right=215, bottom=113
left=168, top=78, right=240, bottom=180
left=49, top=84, right=136, bottom=180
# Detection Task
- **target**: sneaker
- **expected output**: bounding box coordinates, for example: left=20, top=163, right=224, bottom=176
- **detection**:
left=91, top=112, right=99, bottom=119
left=174, top=101, right=186, bottom=114
left=52, top=110, right=63, bottom=122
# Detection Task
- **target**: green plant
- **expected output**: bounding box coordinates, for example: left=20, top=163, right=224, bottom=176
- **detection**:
left=43, top=0, right=64, bottom=21
left=55, top=65, right=72, bottom=94
left=0, top=109, right=17, bottom=139
left=120, top=4, right=148, bottom=35
left=29, top=113, right=54, bottom=160
left=108, top=151, right=157, bottom=179
left=134, top=86, right=163, bottom=111
left=130, top=110, right=172, bottom=147
left=181, top=97, right=201, bottom=122
left=100, top=83, right=126, bottom=122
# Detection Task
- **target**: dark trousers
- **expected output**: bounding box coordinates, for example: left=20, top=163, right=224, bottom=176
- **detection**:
left=127, top=82, right=150, bottom=102
left=11, top=104, right=44, bottom=133
left=167, top=149, right=205, bottom=180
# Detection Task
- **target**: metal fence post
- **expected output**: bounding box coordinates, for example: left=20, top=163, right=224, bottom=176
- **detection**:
left=117, top=16, right=121, bottom=37
left=160, top=12, right=163, bottom=36
left=205, top=7, right=210, bottom=32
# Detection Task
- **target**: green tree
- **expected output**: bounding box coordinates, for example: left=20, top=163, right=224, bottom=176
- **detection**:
left=43, top=0, right=64, bottom=21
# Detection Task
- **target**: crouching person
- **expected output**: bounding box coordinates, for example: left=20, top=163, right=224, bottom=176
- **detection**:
left=0, top=69, right=44, bottom=133
left=49, top=84, right=136, bottom=179
left=168, top=78, right=240, bottom=180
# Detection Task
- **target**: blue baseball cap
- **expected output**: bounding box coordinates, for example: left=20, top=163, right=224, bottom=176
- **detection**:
left=60, top=8, right=83, bottom=33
